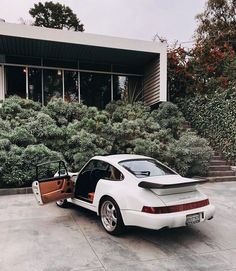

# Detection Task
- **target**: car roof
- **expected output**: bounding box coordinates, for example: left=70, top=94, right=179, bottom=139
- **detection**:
left=92, top=154, right=151, bottom=164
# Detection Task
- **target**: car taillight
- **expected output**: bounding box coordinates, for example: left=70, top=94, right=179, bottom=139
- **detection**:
left=142, top=199, right=209, bottom=214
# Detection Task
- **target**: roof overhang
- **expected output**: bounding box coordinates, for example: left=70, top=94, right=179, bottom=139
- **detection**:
left=0, top=22, right=167, bottom=66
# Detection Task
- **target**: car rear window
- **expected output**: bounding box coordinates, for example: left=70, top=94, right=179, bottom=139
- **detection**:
left=119, top=159, right=176, bottom=178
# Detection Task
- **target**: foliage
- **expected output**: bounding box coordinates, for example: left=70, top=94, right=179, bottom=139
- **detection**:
left=151, top=102, right=185, bottom=138
left=168, top=133, right=212, bottom=176
left=195, top=0, right=236, bottom=51
left=0, top=144, right=62, bottom=188
left=167, top=42, right=235, bottom=100
left=0, top=97, right=212, bottom=187
left=10, top=127, right=37, bottom=147
left=0, top=96, right=41, bottom=128
left=166, top=0, right=236, bottom=163
left=177, top=87, right=236, bottom=163
left=29, top=1, right=84, bottom=31
left=167, top=46, right=193, bottom=100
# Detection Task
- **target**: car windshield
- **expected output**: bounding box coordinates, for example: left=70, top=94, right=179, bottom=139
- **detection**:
left=119, top=159, right=176, bottom=178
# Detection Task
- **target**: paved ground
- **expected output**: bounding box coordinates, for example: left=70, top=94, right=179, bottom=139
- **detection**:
left=0, top=182, right=236, bottom=271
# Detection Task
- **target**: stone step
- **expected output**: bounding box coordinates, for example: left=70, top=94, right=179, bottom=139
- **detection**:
left=206, top=176, right=236, bottom=182
left=210, top=160, right=227, bottom=166
left=208, top=170, right=236, bottom=177
left=212, top=155, right=222, bottom=160
left=208, top=165, right=231, bottom=171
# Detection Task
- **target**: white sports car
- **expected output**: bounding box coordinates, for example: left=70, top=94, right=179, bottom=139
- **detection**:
left=32, top=154, right=215, bottom=235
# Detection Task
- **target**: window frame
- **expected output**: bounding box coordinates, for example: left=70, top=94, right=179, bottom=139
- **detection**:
left=119, top=158, right=177, bottom=178
left=80, top=159, right=124, bottom=181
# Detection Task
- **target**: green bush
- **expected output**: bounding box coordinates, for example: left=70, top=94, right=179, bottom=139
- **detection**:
left=0, top=97, right=213, bottom=187
left=177, top=87, right=236, bottom=163
left=10, top=127, right=36, bottom=147
left=151, top=102, right=185, bottom=138
left=0, top=144, right=62, bottom=188
left=168, top=133, right=212, bottom=176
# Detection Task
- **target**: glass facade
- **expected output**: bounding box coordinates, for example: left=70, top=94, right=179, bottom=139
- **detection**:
left=5, top=66, right=26, bottom=98
left=113, top=75, right=127, bottom=101
left=113, top=76, right=143, bottom=103
left=80, top=72, right=111, bottom=109
left=28, top=68, right=42, bottom=103
left=64, top=71, right=78, bottom=102
left=3, top=57, right=143, bottom=107
left=43, top=69, right=63, bottom=105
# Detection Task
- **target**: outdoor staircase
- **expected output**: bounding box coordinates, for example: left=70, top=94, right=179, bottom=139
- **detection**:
left=207, top=153, right=236, bottom=182
left=182, top=121, right=236, bottom=182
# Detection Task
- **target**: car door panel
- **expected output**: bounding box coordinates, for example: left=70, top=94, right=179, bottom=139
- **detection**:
left=40, top=176, right=74, bottom=203
left=33, top=176, right=74, bottom=205
left=32, top=160, right=75, bottom=205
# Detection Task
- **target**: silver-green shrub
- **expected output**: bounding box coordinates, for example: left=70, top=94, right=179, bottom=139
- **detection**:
left=0, top=97, right=212, bottom=187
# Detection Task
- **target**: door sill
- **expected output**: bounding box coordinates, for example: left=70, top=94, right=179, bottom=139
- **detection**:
left=75, top=195, right=93, bottom=203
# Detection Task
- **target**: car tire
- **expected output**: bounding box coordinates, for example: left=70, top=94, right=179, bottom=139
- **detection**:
left=100, top=197, right=124, bottom=235
left=56, top=199, right=69, bottom=208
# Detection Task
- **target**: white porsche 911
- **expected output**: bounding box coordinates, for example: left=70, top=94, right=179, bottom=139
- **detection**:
left=32, top=154, right=215, bottom=235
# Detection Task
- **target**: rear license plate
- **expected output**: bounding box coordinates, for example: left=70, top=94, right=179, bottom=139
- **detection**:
left=186, top=213, right=201, bottom=225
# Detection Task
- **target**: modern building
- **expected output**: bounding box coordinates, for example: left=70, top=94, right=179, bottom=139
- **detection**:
left=0, top=22, right=167, bottom=108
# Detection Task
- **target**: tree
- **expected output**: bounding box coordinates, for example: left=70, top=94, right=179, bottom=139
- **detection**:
left=29, top=1, right=84, bottom=32
left=167, top=42, right=235, bottom=100
left=195, top=0, right=236, bottom=50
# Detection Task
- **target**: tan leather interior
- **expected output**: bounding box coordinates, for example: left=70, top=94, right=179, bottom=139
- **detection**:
left=39, top=177, right=74, bottom=204
left=88, top=192, right=95, bottom=202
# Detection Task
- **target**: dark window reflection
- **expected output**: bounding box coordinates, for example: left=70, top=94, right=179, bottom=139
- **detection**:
left=64, top=71, right=78, bottom=102
left=113, top=76, right=127, bottom=100
left=113, top=76, right=143, bottom=102
left=80, top=73, right=111, bottom=109
left=5, top=66, right=26, bottom=98
left=128, top=77, right=143, bottom=102
left=44, top=69, right=62, bottom=105
left=28, top=68, right=42, bottom=104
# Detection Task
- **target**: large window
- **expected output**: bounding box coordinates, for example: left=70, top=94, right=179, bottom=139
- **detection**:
left=28, top=68, right=42, bottom=103
left=64, top=71, right=78, bottom=102
left=80, top=72, right=111, bottom=109
left=113, top=76, right=143, bottom=102
left=43, top=69, right=62, bottom=105
left=5, top=66, right=26, bottom=98
left=3, top=63, right=143, bottom=108
left=113, top=75, right=127, bottom=101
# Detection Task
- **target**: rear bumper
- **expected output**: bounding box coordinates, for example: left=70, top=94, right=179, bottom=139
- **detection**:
left=121, top=204, right=215, bottom=230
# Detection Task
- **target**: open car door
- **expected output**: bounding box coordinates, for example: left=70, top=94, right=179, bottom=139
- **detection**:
left=32, top=161, right=74, bottom=205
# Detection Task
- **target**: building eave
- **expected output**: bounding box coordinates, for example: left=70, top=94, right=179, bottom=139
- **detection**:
left=0, top=22, right=166, bottom=54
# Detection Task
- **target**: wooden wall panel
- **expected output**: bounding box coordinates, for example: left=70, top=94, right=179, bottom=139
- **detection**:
left=143, top=56, right=160, bottom=106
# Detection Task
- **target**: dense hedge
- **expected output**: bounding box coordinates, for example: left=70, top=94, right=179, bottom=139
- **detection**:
left=0, top=96, right=212, bottom=188
left=177, top=86, right=236, bottom=163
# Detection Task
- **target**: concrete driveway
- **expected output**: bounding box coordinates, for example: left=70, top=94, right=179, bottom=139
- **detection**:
left=0, top=182, right=235, bottom=271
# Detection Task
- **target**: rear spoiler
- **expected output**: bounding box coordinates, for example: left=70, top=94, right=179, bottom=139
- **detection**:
left=138, top=179, right=207, bottom=189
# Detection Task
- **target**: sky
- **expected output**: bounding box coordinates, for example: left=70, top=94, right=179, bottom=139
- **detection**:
left=0, top=0, right=207, bottom=47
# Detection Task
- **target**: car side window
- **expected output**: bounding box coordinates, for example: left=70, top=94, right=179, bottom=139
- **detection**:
left=107, top=165, right=124, bottom=181
left=80, top=160, right=123, bottom=181
left=80, top=160, right=110, bottom=175
left=81, top=160, right=96, bottom=173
